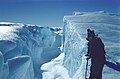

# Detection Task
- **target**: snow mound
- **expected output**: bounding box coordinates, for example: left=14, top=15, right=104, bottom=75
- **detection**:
left=41, top=53, right=71, bottom=79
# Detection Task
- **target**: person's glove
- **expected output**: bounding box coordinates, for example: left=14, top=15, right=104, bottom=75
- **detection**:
left=86, top=37, right=89, bottom=41
left=85, top=55, right=90, bottom=60
left=86, top=57, right=90, bottom=60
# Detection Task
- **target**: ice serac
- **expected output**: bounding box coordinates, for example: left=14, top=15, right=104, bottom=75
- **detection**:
left=7, top=56, right=34, bottom=79
left=63, top=11, right=120, bottom=78
left=0, top=22, right=62, bottom=79
left=0, top=52, right=9, bottom=79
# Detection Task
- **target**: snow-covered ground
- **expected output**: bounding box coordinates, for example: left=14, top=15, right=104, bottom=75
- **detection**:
left=0, top=11, right=120, bottom=79
left=41, top=53, right=71, bottom=79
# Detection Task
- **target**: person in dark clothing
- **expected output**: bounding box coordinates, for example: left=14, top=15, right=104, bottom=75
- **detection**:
left=86, top=29, right=106, bottom=79
left=86, top=29, right=95, bottom=41
left=86, top=29, right=96, bottom=56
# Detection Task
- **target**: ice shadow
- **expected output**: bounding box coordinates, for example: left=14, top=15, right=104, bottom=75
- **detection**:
left=105, top=61, right=120, bottom=72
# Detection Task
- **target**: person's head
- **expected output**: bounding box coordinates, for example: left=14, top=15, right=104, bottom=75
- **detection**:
left=87, top=29, right=91, bottom=35
left=90, top=30, right=95, bottom=38
left=86, top=29, right=96, bottom=41
left=87, top=29, right=91, bottom=38
left=87, top=29, right=91, bottom=32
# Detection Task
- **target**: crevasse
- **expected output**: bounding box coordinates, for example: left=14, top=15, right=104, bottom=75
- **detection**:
left=0, top=22, right=62, bottom=79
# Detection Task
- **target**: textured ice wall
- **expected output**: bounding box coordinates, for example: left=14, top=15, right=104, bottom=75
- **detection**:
left=0, top=22, right=62, bottom=79
left=63, top=11, right=120, bottom=78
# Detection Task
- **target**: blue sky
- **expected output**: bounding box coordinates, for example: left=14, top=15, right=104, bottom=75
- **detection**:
left=0, top=0, right=120, bottom=27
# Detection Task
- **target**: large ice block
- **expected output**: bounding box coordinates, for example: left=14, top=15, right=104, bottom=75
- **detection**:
left=63, top=11, right=120, bottom=78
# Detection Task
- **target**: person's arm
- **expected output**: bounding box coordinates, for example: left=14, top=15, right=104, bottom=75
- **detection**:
left=86, top=42, right=92, bottom=60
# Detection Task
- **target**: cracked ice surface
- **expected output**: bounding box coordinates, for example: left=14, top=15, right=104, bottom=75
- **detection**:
left=0, top=22, right=62, bottom=79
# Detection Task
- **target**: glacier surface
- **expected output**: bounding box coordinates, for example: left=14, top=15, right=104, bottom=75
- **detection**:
left=0, top=22, right=62, bottom=79
left=40, top=11, right=120, bottom=79
left=0, top=11, right=120, bottom=79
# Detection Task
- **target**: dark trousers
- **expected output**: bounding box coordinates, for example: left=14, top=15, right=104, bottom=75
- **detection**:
left=89, top=61, right=104, bottom=79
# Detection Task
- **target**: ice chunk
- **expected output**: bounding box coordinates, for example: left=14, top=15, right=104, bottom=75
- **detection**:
left=0, top=22, right=62, bottom=79
left=0, top=51, right=4, bottom=71
left=0, top=40, right=17, bottom=55
left=7, top=55, right=34, bottom=79
left=0, top=52, right=9, bottom=79
left=63, top=11, right=120, bottom=78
